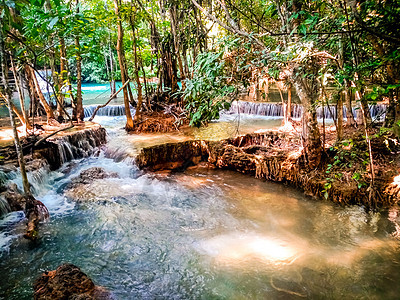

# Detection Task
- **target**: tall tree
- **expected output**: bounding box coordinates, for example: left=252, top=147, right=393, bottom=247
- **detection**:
left=113, top=0, right=134, bottom=130
left=73, top=0, right=84, bottom=122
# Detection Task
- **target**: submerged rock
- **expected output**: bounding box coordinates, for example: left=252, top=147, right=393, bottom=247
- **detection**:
left=34, top=263, right=113, bottom=300
left=70, top=167, right=119, bottom=185
left=64, top=167, right=119, bottom=202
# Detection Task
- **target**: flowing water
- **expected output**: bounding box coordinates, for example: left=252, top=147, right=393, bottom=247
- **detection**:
left=0, top=86, right=399, bottom=299
left=1, top=114, right=400, bottom=299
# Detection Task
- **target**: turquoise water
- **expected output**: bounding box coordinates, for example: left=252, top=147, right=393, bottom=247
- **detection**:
left=0, top=82, right=127, bottom=119
left=1, top=115, right=400, bottom=299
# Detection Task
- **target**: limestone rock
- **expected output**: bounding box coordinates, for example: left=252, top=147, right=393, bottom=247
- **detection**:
left=69, top=167, right=119, bottom=186
left=64, top=167, right=119, bottom=202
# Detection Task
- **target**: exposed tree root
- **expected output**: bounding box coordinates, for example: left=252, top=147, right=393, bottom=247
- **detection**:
left=136, top=131, right=400, bottom=207
left=128, top=110, right=188, bottom=133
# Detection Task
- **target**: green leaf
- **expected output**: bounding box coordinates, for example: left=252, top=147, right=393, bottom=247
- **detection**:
left=298, top=24, right=307, bottom=35
left=49, top=16, right=59, bottom=29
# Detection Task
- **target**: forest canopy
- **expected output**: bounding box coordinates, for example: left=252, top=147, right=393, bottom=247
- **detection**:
left=0, top=0, right=399, bottom=153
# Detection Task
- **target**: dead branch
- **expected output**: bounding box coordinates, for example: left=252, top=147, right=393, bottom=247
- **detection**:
left=34, top=124, right=74, bottom=147
left=88, top=80, right=130, bottom=121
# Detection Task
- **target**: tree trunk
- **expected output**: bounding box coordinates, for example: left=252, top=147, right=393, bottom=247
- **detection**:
left=10, top=56, right=31, bottom=130
left=45, top=0, right=64, bottom=122
left=5, top=101, right=28, bottom=128
left=293, top=71, right=322, bottom=169
left=360, top=94, right=371, bottom=126
left=140, top=57, right=150, bottom=109
left=0, top=34, right=31, bottom=196
left=277, top=86, right=287, bottom=125
left=74, top=0, right=84, bottom=122
left=27, top=65, right=56, bottom=122
left=169, top=5, right=186, bottom=90
left=113, top=0, right=134, bottom=130
left=130, top=15, right=144, bottom=121
left=59, top=36, right=71, bottom=115
left=337, top=90, right=344, bottom=141
left=344, top=80, right=355, bottom=126
left=384, top=62, right=398, bottom=127
left=287, top=83, right=292, bottom=121
left=108, top=43, right=116, bottom=97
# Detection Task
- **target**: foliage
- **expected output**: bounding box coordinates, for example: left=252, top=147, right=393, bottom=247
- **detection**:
left=323, top=139, right=370, bottom=199
left=183, top=50, right=236, bottom=127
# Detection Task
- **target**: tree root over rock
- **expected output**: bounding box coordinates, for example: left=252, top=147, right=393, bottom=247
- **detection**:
left=0, top=185, right=49, bottom=240
left=127, top=106, right=188, bottom=133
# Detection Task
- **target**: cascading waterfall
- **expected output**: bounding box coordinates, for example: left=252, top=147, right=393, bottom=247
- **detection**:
left=0, top=126, right=107, bottom=218
left=0, top=196, right=11, bottom=217
left=228, top=101, right=387, bottom=120
left=0, top=172, right=14, bottom=217
left=49, top=126, right=107, bottom=165
left=84, top=104, right=136, bottom=118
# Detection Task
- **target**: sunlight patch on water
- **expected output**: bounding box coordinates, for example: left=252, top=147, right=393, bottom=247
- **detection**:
left=199, top=233, right=299, bottom=266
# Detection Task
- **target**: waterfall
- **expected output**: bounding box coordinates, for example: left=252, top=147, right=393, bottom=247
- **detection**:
left=0, top=126, right=107, bottom=213
left=0, top=172, right=13, bottom=217
left=84, top=105, right=136, bottom=118
left=0, top=196, right=11, bottom=217
left=49, top=126, right=107, bottom=165
left=227, top=101, right=387, bottom=121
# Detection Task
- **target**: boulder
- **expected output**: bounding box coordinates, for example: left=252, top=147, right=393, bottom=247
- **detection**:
left=34, top=264, right=113, bottom=300
left=0, top=183, right=26, bottom=212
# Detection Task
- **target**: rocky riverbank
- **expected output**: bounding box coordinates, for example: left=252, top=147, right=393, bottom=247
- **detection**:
left=0, top=123, right=107, bottom=216
left=136, top=130, right=400, bottom=207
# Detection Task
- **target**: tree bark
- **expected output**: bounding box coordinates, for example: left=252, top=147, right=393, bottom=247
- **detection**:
left=27, top=65, right=56, bottom=122
left=45, top=0, right=64, bottom=122
left=337, top=90, right=344, bottom=141
left=344, top=80, right=356, bottom=126
left=130, top=14, right=144, bottom=121
left=114, top=0, right=134, bottom=130
left=287, top=83, right=292, bottom=121
left=293, top=67, right=322, bottom=169
left=74, top=0, right=84, bottom=122
left=169, top=5, right=186, bottom=90
left=0, top=30, right=30, bottom=196
left=10, top=56, right=31, bottom=130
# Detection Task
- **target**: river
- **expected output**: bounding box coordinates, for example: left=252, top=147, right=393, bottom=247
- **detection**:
left=0, top=86, right=399, bottom=299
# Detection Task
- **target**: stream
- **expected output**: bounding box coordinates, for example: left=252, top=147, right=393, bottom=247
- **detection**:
left=0, top=98, right=400, bottom=298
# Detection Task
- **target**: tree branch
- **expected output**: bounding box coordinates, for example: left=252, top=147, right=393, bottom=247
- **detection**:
left=190, top=0, right=266, bottom=48
left=88, top=79, right=130, bottom=121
